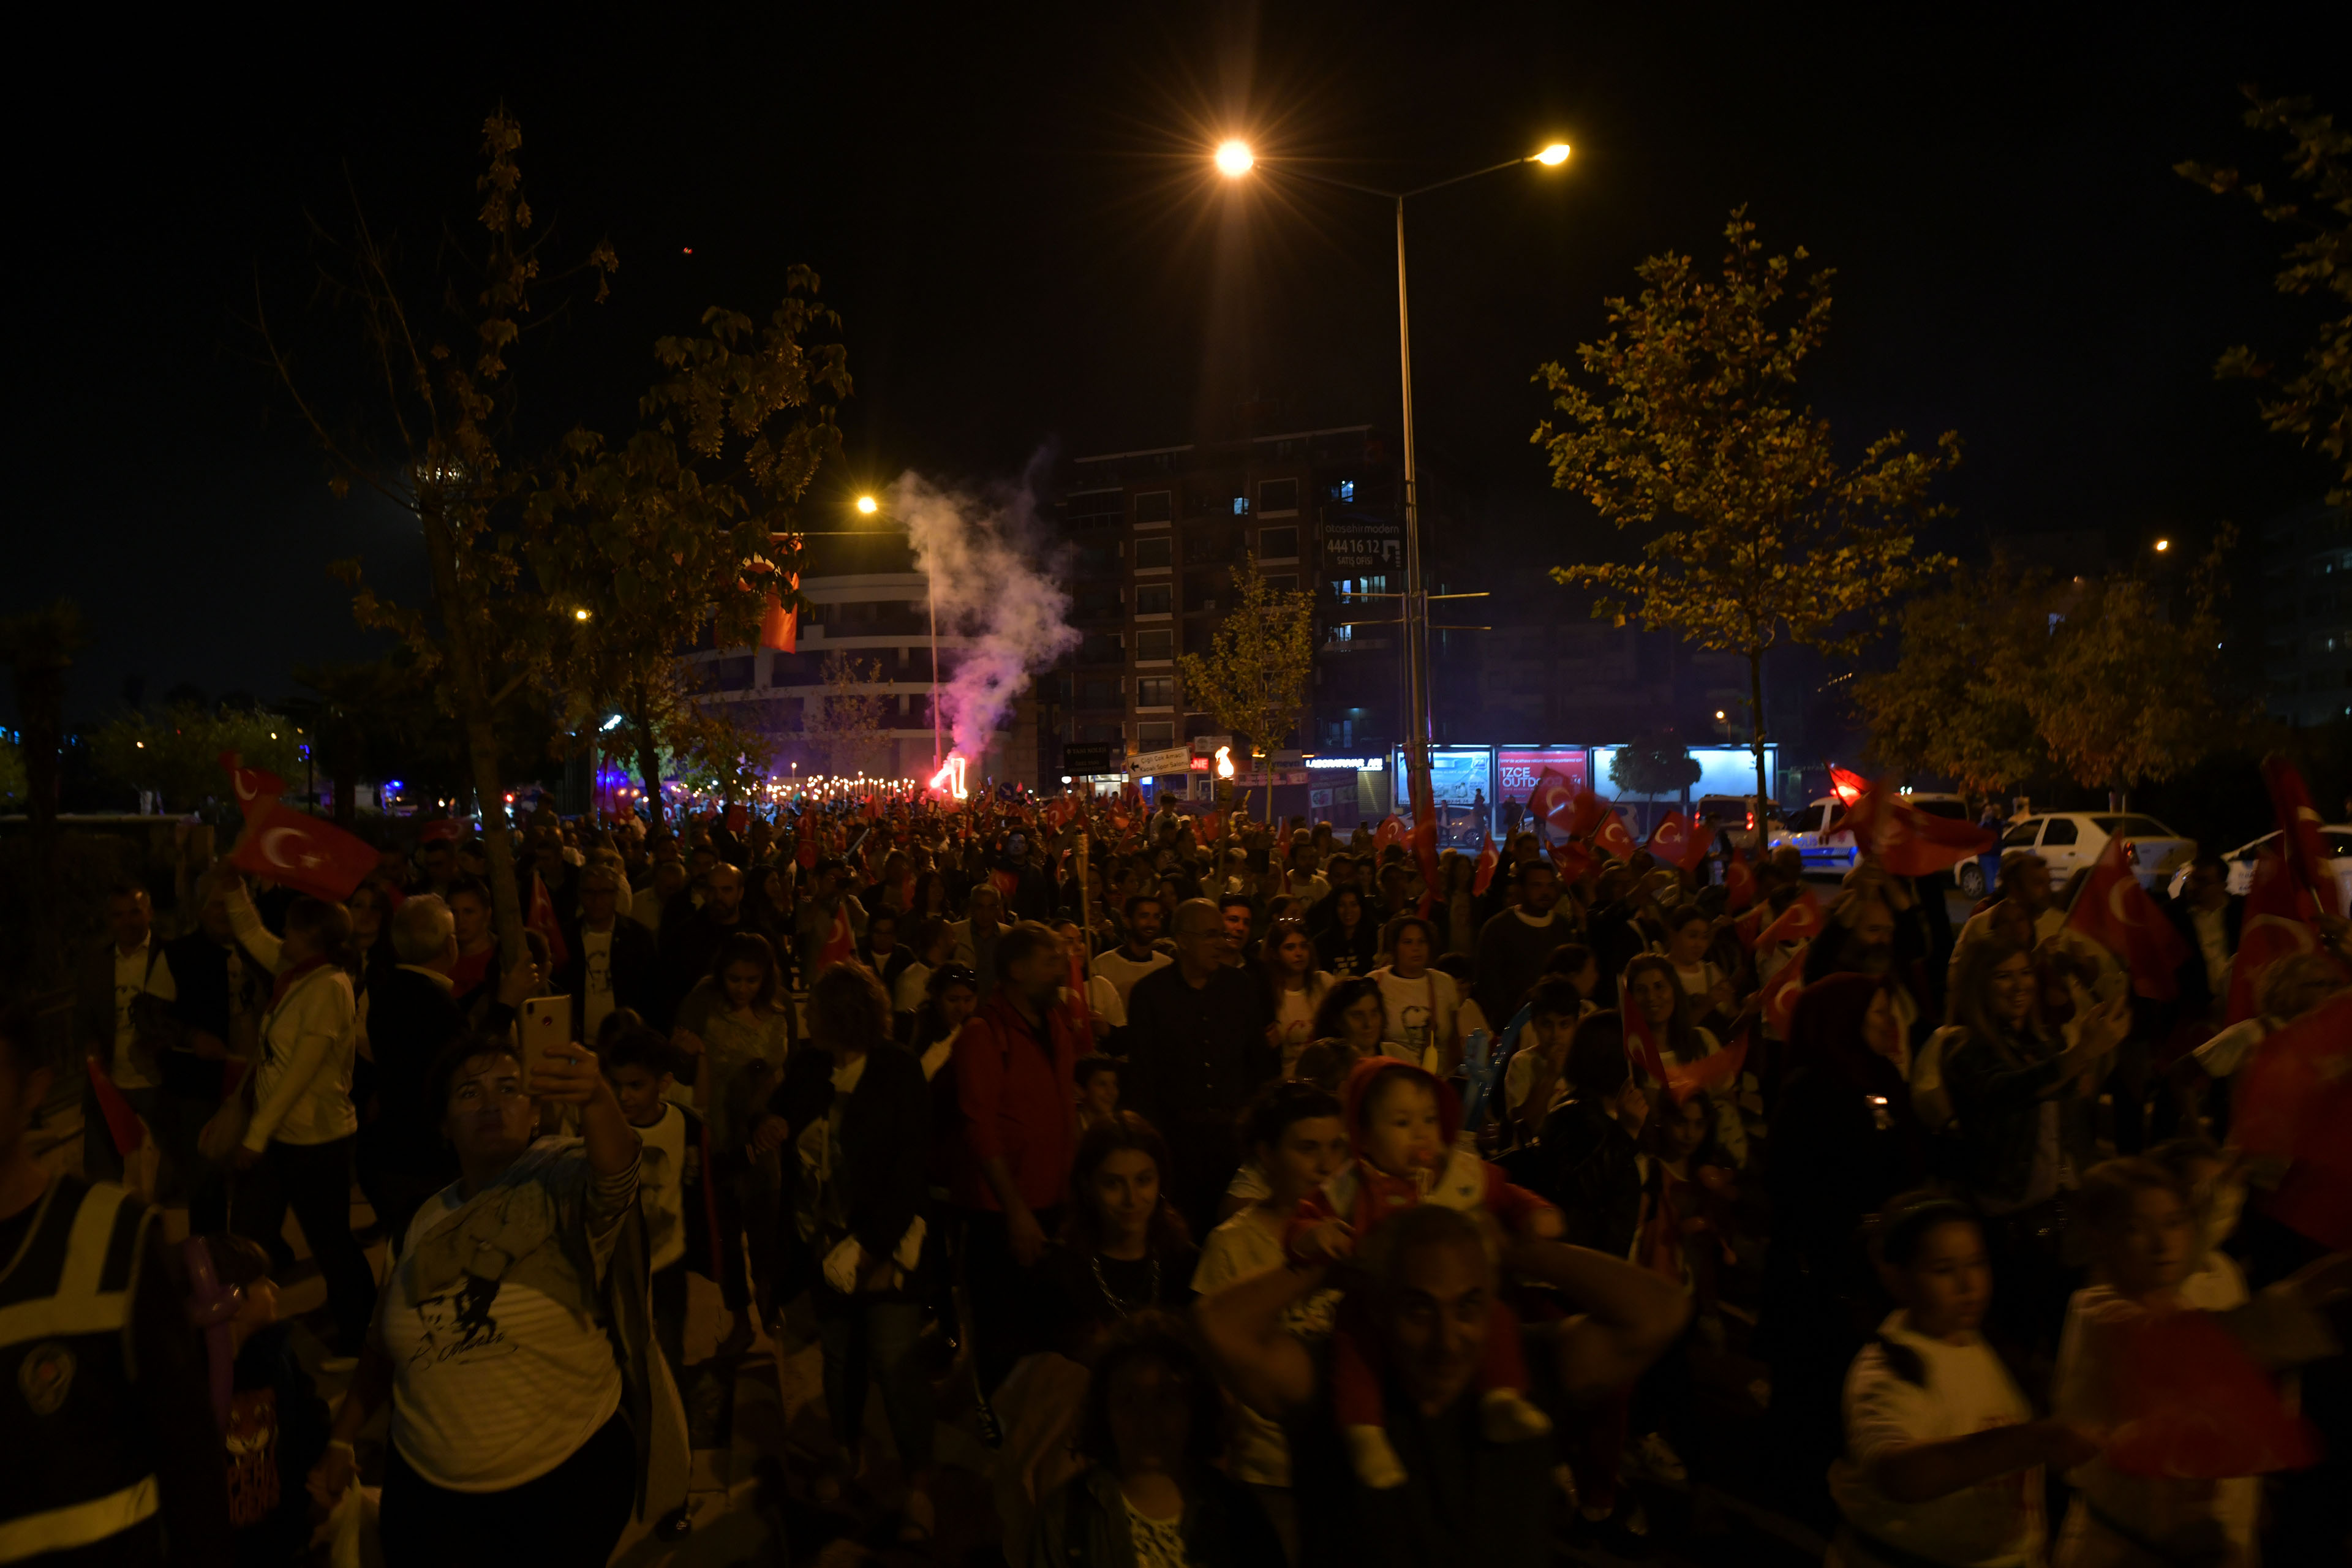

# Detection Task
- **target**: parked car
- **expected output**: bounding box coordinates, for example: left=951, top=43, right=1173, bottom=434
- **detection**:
left=1694, top=794, right=1784, bottom=852
left=2166, top=824, right=2352, bottom=910
left=1995, top=812, right=2193, bottom=891
left=1771, top=791, right=1974, bottom=878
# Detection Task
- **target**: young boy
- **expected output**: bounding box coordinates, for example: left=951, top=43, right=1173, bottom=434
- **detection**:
left=187, top=1233, right=330, bottom=1566
left=600, top=1023, right=750, bottom=1371
left=1503, top=974, right=1596, bottom=1140
left=1292, top=1057, right=1565, bottom=1488
left=1074, top=1054, right=1122, bottom=1133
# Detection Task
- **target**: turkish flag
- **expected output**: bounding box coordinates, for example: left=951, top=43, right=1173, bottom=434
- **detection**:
left=816, top=900, right=856, bottom=971
left=1200, top=811, right=1223, bottom=843
left=2234, top=991, right=2352, bottom=1251
left=1845, top=782, right=1997, bottom=877
left=1757, top=954, right=1809, bottom=1035
left=1567, top=786, right=1608, bottom=839
left=1725, top=852, right=1758, bottom=913
left=1550, top=839, right=1593, bottom=884
left=1754, top=889, right=1826, bottom=950
left=724, top=802, right=748, bottom=834
left=1624, top=1009, right=1672, bottom=1087
left=1828, top=766, right=1870, bottom=806
left=2227, top=851, right=2332, bottom=1024
left=1528, top=770, right=1575, bottom=832
left=991, top=867, right=1020, bottom=903
left=1063, top=944, right=1093, bottom=1036
left=2065, top=833, right=2190, bottom=1001
left=2105, top=1304, right=2320, bottom=1477
left=217, top=751, right=285, bottom=823
left=526, top=873, right=570, bottom=974
left=1594, top=807, right=1637, bottom=862
left=2263, top=755, right=2342, bottom=918
left=229, top=804, right=378, bottom=902
left=759, top=573, right=800, bottom=654
left=1373, top=815, right=1405, bottom=853
left=1645, top=811, right=1709, bottom=874
left=796, top=829, right=818, bottom=870
left=1665, top=1036, right=1749, bottom=1105
left=1473, top=826, right=1499, bottom=897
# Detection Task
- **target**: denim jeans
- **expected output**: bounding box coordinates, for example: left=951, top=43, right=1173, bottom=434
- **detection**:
left=813, top=1291, right=934, bottom=1473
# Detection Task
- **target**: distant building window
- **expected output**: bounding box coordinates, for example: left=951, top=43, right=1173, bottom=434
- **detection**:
left=1259, top=526, right=1298, bottom=560
left=1232, top=496, right=1250, bottom=515
left=1134, top=490, right=1172, bottom=523
left=1068, top=489, right=1125, bottom=529
left=1335, top=480, right=1355, bottom=502
left=1138, top=722, right=1174, bottom=749
left=1136, top=584, right=1174, bottom=616
left=1079, top=633, right=1123, bottom=665
left=1080, top=679, right=1120, bottom=709
left=1137, top=676, right=1175, bottom=708
left=1136, top=628, right=1174, bottom=662
left=1264, top=574, right=1297, bottom=593
left=708, top=655, right=755, bottom=692
left=1082, top=722, right=1123, bottom=744
left=1134, top=537, right=1172, bottom=570
left=1259, top=478, right=1299, bottom=513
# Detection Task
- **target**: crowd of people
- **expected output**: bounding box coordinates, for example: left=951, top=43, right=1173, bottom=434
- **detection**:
left=6, top=780, right=2350, bottom=1566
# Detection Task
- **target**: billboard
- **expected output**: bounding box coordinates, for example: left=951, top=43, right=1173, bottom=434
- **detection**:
left=1322, top=514, right=1404, bottom=575
left=1495, top=747, right=1589, bottom=811
left=1589, top=744, right=1778, bottom=804
left=1391, top=746, right=1493, bottom=811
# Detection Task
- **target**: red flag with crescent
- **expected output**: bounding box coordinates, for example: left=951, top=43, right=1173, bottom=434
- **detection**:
left=1594, top=807, right=1637, bottom=862
left=797, top=829, right=818, bottom=870
left=2066, top=832, right=2189, bottom=1001
left=1828, top=766, right=1870, bottom=806
left=2227, top=850, right=2333, bottom=1024
left=1373, top=815, right=1406, bottom=853
left=2263, top=755, right=2342, bottom=918
left=1567, top=786, right=1607, bottom=839
left=1754, top=888, right=1826, bottom=950
left=1645, top=810, right=1709, bottom=874
left=1758, top=953, right=1809, bottom=1036
left=1664, top=1036, right=1749, bottom=1105
left=1846, top=780, right=1997, bottom=878
left=1724, top=851, right=1758, bottom=914
left=2234, top=991, right=2352, bottom=1251
left=1528, top=770, right=1575, bottom=832
left=816, top=900, right=856, bottom=971
left=1550, top=838, right=1593, bottom=884
left=1623, top=1008, right=1672, bottom=1088
left=1472, top=826, right=1499, bottom=897
left=2103, top=1305, right=2320, bottom=1477
left=217, top=752, right=285, bottom=823
left=228, top=803, right=379, bottom=902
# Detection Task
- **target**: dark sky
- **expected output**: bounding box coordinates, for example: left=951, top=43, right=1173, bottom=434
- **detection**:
left=12, top=2, right=2348, bottom=725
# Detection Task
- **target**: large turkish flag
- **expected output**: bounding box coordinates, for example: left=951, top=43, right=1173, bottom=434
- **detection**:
left=229, top=803, right=379, bottom=902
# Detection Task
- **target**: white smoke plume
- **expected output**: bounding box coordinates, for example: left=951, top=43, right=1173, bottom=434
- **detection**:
left=888, top=467, right=1080, bottom=766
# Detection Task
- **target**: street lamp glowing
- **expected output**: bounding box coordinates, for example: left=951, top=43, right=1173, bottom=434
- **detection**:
left=1534, top=143, right=1571, bottom=166
left=573, top=607, right=592, bottom=620
left=2153, top=538, right=2171, bottom=552
left=856, top=494, right=880, bottom=515
left=1215, top=140, right=1254, bottom=178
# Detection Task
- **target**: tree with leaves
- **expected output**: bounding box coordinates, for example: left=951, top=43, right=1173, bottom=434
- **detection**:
left=1608, top=731, right=1702, bottom=810
left=528, top=282, right=849, bottom=826
left=88, top=704, right=303, bottom=817
left=1855, top=534, right=2244, bottom=798
left=266, top=113, right=614, bottom=963
left=2180, top=92, right=2352, bottom=508
left=1178, top=557, right=1317, bottom=821
left=1535, top=209, right=1960, bottom=808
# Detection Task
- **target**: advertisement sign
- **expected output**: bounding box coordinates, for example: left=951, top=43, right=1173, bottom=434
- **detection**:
left=1589, top=745, right=1777, bottom=804
left=1060, top=742, right=1116, bottom=775
left=1393, top=747, right=1493, bottom=810
left=1322, top=515, right=1404, bottom=575
left=1495, top=747, right=1589, bottom=810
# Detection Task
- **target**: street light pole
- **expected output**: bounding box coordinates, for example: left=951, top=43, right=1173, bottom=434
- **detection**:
left=1218, top=140, right=1569, bottom=832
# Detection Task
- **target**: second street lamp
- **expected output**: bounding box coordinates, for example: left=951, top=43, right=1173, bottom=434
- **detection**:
left=1218, top=139, right=1570, bottom=832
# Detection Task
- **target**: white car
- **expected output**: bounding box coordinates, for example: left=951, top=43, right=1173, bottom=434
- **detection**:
left=1996, top=812, right=2193, bottom=891
left=2166, top=824, right=2352, bottom=910
left=1771, top=791, right=1972, bottom=876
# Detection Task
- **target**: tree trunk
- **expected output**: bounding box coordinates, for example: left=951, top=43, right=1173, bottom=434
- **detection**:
left=1748, top=647, right=1771, bottom=814
left=420, top=507, right=526, bottom=967
left=632, top=698, right=665, bottom=834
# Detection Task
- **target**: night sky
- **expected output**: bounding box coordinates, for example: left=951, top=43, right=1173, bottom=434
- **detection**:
left=12, top=2, right=2348, bottom=726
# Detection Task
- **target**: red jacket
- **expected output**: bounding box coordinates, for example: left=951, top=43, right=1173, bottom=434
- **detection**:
left=1291, top=1057, right=1553, bottom=1245
left=951, top=992, right=1083, bottom=1213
